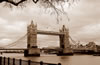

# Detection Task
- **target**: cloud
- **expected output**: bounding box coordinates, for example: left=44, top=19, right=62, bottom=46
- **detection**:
left=66, top=0, right=100, bottom=44
left=74, top=23, right=100, bottom=43
left=3, top=21, right=27, bottom=33
left=0, top=17, right=8, bottom=25
left=80, top=24, right=100, bottom=35
left=0, top=38, right=12, bottom=46
left=0, top=18, right=27, bottom=35
left=0, top=17, right=27, bottom=46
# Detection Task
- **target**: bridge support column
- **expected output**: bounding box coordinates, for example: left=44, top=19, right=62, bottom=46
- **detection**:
left=58, top=25, right=73, bottom=56
left=24, top=21, right=40, bottom=57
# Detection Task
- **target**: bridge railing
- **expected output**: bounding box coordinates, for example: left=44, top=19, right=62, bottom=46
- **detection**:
left=0, top=56, right=61, bottom=65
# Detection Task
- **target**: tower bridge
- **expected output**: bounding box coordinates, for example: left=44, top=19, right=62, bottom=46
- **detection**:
left=24, top=21, right=73, bottom=56
left=0, top=20, right=98, bottom=56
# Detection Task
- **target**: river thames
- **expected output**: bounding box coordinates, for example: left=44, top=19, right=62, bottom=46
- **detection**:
left=0, top=53, right=100, bottom=65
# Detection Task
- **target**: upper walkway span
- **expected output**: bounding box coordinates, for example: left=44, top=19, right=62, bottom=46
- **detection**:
left=37, top=30, right=64, bottom=36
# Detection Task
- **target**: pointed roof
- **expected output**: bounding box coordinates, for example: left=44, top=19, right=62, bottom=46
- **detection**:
left=31, top=20, right=34, bottom=24
left=30, top=20, right=35, bottom=27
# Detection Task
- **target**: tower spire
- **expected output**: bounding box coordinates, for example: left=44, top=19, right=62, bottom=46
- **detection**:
left=31, top=20, right=33, bottom=24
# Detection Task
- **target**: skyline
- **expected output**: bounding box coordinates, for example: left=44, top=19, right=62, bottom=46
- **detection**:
left=0, top=0, right=100, bottom=48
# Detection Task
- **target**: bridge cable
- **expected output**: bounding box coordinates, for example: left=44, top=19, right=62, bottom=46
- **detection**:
left=3, top=34, right=27, bottom=48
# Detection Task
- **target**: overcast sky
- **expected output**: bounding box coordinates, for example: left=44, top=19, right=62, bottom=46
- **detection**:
left=0, top=0, right=100, bottom=48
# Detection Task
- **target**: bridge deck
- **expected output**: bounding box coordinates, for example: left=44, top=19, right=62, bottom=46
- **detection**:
left=37, top=30, right=64, bottom=35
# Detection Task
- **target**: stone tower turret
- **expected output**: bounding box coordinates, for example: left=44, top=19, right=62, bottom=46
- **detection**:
left=24, top=21, right=40, bottom=56
left=58, top=25, right=73, bottom=55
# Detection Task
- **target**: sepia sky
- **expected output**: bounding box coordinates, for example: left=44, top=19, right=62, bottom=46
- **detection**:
left=0, top=0, right=100, bottom=48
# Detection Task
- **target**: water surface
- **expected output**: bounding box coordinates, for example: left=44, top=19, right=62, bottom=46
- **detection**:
left=1, top=53, right=100, bottom=65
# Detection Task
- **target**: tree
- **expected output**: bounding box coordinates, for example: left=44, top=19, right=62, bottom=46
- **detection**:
left=0, top=0, right=77, bottom=6
left=0, top=0, right=78, bottom=23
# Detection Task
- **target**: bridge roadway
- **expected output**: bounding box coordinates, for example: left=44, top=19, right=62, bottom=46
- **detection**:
left=37, top=30, right=64, bottom=36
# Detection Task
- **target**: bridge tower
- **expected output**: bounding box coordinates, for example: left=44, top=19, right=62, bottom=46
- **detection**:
left=24, top=21, right=40, bottom=56
left=58, top=25, right=73, bottom=55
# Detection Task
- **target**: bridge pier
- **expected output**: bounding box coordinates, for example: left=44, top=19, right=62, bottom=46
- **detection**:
left=24, top=21, right=40, bottom=57
left=57, top=25, right=73, bottom=56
